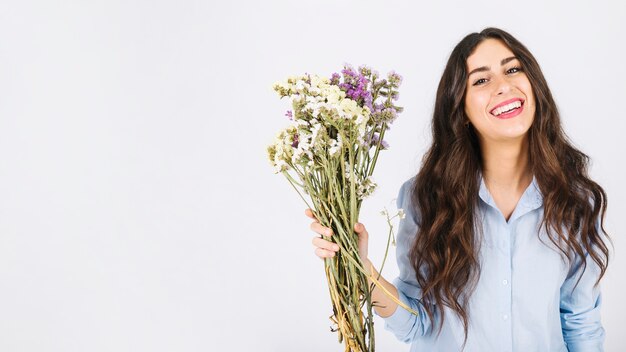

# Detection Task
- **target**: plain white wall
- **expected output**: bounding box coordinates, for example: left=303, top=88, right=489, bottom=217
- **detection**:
left=0, top=1, right=624, bottom=351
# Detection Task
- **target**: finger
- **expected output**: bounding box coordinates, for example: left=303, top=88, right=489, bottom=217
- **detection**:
left=315, top=247, right=336, bottom=258
left=354, top=222, right=368, bottom=235
left=353, top=222, right=369, bottom=261
left=310, top=222, right=333, bottom=236
left=312, top=237, right=340, bottom=252
left=304, top=208, right=318, bottom=221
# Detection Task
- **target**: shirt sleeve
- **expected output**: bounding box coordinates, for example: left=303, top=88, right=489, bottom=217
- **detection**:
left=373, top=177, right=435, bottom=343
left=560, top=221, right=606, bottom=352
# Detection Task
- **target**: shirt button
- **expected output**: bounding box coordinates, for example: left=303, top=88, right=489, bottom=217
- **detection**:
left=503, top=279, right=508, bottom=285
left=503, top=314, right=508, bottom=320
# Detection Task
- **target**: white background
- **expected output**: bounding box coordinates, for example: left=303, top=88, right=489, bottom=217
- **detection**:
left=0, top=1, right=624, bottom=351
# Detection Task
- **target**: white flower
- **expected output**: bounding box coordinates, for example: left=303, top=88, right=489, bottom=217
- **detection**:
left=291, top=131, right=320, bottom=168
left=344, top=162, right=354, bottom=181
left=339, top=98, right=359, bottom=119
left=295, top=80, right=306, bottom=92
left=307, top=103, right=323, bottom=118
left=273, top=81, right=288, bottom=90
left=299, top=135, right=311, bottom=150
left=326, top=94, right=340, bottom=106
left=305, top=95, right=321, bottom=103
left=290, top=95, right=304, bottom=106
left=274, top=159, right=288, bottom=173
left=266, top=125, right=299, bottom=173
left=324, top=86, right=345, bottom=105
left=356, top=113, right=369, bottom=139
left=397, top=209, right=406, bottom=219
left=310, top=75, right=329, bottom=89
left=356, top=176, right=377, bottom=200
left=310, top=123, right=323, bottom=148
left=291, top=145, right=305, bottom=164
left=328, top=134, right=343, bottom=156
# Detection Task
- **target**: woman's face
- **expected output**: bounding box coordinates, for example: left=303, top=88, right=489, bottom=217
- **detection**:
left=464, top=38, right=536, bottom=144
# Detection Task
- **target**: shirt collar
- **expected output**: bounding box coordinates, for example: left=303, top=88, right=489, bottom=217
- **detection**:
left=478, top=172, right=543, bottom=217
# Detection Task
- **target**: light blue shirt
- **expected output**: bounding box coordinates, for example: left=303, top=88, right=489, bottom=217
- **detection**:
left=376, top=175, right=604, bottom=352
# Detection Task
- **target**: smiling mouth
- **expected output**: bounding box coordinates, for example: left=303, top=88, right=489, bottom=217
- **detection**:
left=490, top=99, right=524, bottom=117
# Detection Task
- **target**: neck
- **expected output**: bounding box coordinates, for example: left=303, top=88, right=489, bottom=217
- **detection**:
left=480, top=137, right=532, bottom=192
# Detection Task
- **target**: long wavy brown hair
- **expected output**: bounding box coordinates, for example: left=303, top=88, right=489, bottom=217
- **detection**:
left=410, top=27, right=611, bottom=346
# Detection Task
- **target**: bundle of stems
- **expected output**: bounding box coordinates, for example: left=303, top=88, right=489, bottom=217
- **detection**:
left=268, top=66, right=417, bottom=351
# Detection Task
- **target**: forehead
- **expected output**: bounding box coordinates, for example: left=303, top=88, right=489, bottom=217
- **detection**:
left=466, top=38, right=515, bottom=69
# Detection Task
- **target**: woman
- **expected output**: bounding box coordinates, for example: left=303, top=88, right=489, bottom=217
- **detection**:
left=305, top=27, right=611, bottom=351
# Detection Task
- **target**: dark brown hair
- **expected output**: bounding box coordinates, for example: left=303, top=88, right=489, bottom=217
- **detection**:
left=410, top=27, right=611, bottom=346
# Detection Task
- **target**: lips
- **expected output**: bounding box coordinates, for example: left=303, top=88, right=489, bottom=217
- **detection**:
left=489, top=98, right=524, bottom=115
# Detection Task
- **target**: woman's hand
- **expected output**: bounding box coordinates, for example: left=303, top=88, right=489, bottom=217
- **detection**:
left=305, top=208, right=369, bottom=263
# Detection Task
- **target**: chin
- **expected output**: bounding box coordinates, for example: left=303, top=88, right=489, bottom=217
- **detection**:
left=496, top=129, right=531, bottom=142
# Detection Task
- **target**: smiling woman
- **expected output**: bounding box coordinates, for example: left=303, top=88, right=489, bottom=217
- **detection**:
left=464, top=39, right=536, bottom=143
left=307, top=27, right=612, bottom=352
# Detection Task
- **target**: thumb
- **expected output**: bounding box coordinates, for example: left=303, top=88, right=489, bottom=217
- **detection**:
left=354, top=222, right=367, bottom=234
left=354, top=222, right=369, bottom=261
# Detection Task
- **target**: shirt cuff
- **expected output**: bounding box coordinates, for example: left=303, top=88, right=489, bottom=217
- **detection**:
left=565, top=339, right=604, bottom=352
left=374, top=287, right=422, bottom=342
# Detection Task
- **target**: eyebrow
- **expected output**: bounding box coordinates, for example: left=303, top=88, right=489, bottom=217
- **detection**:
left=468, top=56, right=518, bottom=78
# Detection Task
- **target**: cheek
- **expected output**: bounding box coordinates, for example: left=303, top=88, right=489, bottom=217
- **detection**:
left=520, top=78, right=535, bottom=103
left=521, top=83, right=536, bottom=118
left=465, top=94, right=489, bottom=122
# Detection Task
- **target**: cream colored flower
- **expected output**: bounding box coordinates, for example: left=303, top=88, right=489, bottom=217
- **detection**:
left=339, top=98, right=359, bottom=119
left=328, top=136, right=342, bottom=156
left=357, top=176, right=377, bottom=199
left=310, top=75, right=329, bottom=89
left=324, top=86, right=345, bottom=105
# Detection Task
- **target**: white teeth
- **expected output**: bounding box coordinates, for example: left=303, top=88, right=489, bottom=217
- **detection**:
left=492, top=101, right=522, bottom=116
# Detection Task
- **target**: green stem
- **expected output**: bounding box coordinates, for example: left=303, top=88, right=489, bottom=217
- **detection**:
left=367, top=122, right=387, bottom=178
left=377, top=215, right=395, bottom=281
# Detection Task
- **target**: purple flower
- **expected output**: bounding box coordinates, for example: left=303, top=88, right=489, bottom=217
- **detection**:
left=371, top=133, right=389, bottom=149
left=337, top=66, right=374, bottom=107
left=328, top=64, right=398, bottom=116
left=384, top=107, right=398, bottom=123
left=291, top=133, right=299, bottom=148
left=388, top=71, right=403, bottom=87
left=347, top=88, right=360, bottom=101
left=341, top=64, right=357, bottom=78
left=341, top=65, right=359, bottom=87
left=285, top=110, right=293, bottom=120
left=363, top=94, right=373, bottom=111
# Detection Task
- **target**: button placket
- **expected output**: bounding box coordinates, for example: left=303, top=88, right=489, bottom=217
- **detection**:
left=501, top=221, right=514, bottom=351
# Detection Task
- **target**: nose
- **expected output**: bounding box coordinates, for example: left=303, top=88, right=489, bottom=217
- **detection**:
left=493, top=75, right=512, bottom=96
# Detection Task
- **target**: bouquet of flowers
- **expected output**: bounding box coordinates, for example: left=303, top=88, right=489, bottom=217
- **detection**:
left=267, top=64, right=415, bottom=351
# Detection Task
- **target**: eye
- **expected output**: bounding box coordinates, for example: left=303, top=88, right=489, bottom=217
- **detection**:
left=507, top=66, right=522, bottom=74
left=472, top=66, right=523, bottom=86
left=472, top=78, right=487, bottom=86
